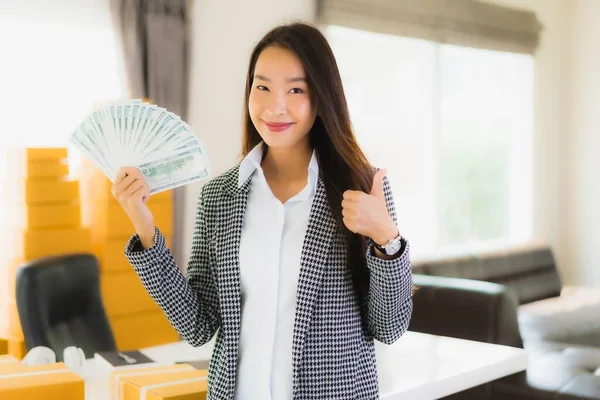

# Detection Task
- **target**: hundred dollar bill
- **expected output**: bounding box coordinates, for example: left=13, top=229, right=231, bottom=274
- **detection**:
left=138, top=147, right=210, bottom=194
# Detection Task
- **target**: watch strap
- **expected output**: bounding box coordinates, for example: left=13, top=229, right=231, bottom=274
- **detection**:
left=373, top=241, right=387, bottom=254
left=373, top=234, right=402, bottom=255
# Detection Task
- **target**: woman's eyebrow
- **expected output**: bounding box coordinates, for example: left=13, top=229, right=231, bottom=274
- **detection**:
left=254, top=74, right=306, bottom=83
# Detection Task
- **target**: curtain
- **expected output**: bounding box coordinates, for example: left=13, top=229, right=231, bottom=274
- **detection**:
left=317, top=0, right=543, bottom=54
left=110, top=0, right=191, bottom=268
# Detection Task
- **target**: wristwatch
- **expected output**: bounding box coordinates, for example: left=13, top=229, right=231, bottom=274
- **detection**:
left=373, top=234, right=403, bottom=256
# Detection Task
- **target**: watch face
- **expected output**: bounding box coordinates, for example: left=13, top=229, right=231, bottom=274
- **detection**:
left=386, top=239, right=401, bottom=254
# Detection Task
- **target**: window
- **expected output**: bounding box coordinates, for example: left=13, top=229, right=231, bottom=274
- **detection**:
left=325, top=26, right=534, bottom=258
left=0, top=0, right=127, bottom=157
left=0, top=0, right=126, bottom=267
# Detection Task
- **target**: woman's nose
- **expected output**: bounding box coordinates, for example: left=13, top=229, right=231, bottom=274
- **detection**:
left=266, top=92, right=286, bottom=116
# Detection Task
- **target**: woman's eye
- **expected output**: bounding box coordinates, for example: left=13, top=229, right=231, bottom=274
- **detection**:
left=290, top=88, right=304, bottom=94
left=256, top=85, right=268, bottom=91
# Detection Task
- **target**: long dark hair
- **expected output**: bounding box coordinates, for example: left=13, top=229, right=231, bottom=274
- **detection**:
left=241, top=22, right=375, bottom=320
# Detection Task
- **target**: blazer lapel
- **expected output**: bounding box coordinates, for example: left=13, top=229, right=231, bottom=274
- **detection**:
left=214, top=166, right=251, bottom=390
left=292, top=175, right=338, bottom=394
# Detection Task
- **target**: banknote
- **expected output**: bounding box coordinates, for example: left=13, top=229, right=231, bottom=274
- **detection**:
left=138, top=147, right=209, bottom=194
left=70, top=99, right=211, bottom=191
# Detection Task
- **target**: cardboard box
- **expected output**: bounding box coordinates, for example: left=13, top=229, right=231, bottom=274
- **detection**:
left=6, top=338, right=26, bottom=360
left=144, top=376, right=208, bottom=400
left=8, top=203, right=81, bottom=229
left=0, top=302, right=22, bottom=338
left=16, top=148, right=68, bottom=162
left=7, top=227, right=92, bottom=260
left=119, top=367, right=207, bottom=400
left=101, top=271, right=158, bottom=317
left=4, top=179, right=79, bottom=205
left=0, top=362, right=84, bottom=400
left=0, top=355, right=17, bottom=364
left=6, top=155, right=69, bottom=179
left=110, top=311, right=179, bottom=351
left=0, top=361, right=62, bottom=374
left=0, top=339, right=7, bottom=355
left=109, top=364, right=196, bottom=400
left=95, top=235, right=172, bottom=273
left=2, top=258, right=23, bottom=301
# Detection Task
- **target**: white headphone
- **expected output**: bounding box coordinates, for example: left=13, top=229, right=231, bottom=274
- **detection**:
left=21, top=346, right=86, bottom=372
left=63, top=346, right=86, bottom=371
left=21, top=346, right=56, bottom=366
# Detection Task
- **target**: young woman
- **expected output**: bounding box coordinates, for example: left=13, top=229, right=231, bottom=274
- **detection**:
left=112, top=22, right=412, bottom=400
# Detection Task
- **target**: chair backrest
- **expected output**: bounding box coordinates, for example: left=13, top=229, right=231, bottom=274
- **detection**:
left=410, top=274, right=524, bottom=349
left=412, top=244, right=562, bottom=304
left=15, top=254, right=117, bottom=361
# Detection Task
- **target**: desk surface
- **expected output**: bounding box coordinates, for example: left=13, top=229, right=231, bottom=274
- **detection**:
left=83, top=331, right=527, bottom=400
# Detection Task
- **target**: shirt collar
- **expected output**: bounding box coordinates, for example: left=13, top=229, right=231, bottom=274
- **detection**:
left=238, top=142, right=319, bottom=193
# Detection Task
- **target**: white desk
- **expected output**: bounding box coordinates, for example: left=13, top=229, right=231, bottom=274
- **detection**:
left=83, top=331, right=527, bottom=400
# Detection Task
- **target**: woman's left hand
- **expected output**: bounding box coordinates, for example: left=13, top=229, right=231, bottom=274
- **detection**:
left=341, top=169, right=399, bottom=246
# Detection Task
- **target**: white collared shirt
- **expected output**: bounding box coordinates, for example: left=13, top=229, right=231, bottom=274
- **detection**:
left=234, top=142, right=319, bottom=400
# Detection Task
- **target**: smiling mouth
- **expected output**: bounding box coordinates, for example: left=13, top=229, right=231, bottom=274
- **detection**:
left=263, top=120, right=294, bottom=132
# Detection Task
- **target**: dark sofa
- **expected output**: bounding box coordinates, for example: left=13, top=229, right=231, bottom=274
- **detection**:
left=408, top=244, right=600, bottom=399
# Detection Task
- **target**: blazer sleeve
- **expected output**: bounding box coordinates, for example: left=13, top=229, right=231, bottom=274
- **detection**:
left=364, top=175, right=413, bottom=345
left=123, top=184, right=220, bottom=347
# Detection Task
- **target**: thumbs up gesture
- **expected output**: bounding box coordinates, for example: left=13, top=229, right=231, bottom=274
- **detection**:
left=341, top=169, right=399, bottom=246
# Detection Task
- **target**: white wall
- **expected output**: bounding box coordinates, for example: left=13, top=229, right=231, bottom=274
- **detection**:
left=478, top=0, right=600, bottom=287
left=181, top=0, right=316, bottom=267
left=481, top=0, right=572, bottom=283
left=564, top=0, right=600, bottom=286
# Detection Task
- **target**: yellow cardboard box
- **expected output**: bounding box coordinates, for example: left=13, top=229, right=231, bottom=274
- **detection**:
left=101, top=271, right=158, bottom=317
left=145, top=376, right=208, bottom=400
left=0, top=355, right=17, bottom=364
left=119, top=367, right=207, bottom=400
left=4, top=179, right=79, bottom=205
left=109, top=364, right=196, bottom=400
left=0, top=362, right=84, bottom=400
left=16, top=148, right=68, bottom=162
left=0, top=301, right=22, bottom=338
left=110, top=311, right=179, bottom=351
left=2, top=258, right=23, bottom=301
left=6, top=155, right=69, bottom=179
left=8, top=227, right=92, bottom=260
left=6, top=338, right=26, bottom=360
left=8, top=203, right=81, bottom=229
left=0, top=362, right=49, bottom=374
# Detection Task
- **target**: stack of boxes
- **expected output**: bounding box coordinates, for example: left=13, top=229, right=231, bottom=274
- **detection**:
left=110, top=364, right=208, bottom=400
left=0, top=148, right=92, bottom=359
left=78, top=159, right=179, bottom=351
left=0, top=361, right=85, bottom=400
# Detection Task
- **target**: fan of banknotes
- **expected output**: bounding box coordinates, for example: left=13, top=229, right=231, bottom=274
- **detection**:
left=70, top=99, right=211, bottom=195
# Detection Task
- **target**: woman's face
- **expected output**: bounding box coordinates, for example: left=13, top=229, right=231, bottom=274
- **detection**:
left=248, top=46, right=317, bottom=150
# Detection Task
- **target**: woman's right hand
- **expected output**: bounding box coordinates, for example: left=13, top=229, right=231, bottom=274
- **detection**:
left=111, top=167, right=156, bottom=248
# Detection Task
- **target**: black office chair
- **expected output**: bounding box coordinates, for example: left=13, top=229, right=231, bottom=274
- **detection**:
left=15, top=254, right=117, bottom=361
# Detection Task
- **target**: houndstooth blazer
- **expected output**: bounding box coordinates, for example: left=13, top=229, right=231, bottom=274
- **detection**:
left=125, top=164, right=413, bottom=400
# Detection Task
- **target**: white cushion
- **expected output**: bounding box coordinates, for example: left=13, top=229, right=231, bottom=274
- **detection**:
left=518, top=286, right=600, bottom=345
